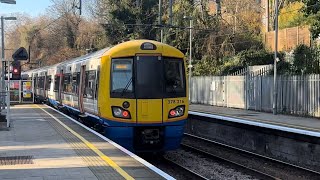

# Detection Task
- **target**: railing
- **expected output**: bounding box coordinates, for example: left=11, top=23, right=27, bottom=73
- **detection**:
left=190, top=74, right=320, bottom=117
left=230, top=64, right=273, bottom=76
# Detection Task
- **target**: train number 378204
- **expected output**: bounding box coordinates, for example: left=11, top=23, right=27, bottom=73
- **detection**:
left=168, top=99, right=185, bottom=104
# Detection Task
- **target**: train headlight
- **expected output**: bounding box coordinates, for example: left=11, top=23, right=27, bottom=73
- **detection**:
left=113, top=107, right=122, bottom=116
left=168, top=105, right=185, bottom=118
left=112, top=106, right=131, bottom=119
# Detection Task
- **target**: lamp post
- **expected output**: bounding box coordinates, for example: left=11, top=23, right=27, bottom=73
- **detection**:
left=273, top=0, right=279, bottom=115
left=183, top=16, right=193, bottom=103
left=1, top=16, right=16, bottom=127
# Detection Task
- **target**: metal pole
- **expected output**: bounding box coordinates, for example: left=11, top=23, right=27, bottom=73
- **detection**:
left=158, top=0, right=163, bottom=42
left=188, top=19, right=193, bottom=103
left=1, top=16, right=4, bottom=111
left=273, top=0, right=279, bottom=115
left=6, top=59, right=10, bottom=127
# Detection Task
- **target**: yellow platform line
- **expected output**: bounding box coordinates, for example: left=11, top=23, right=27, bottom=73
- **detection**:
left=36, top=105, right=134, bottom=180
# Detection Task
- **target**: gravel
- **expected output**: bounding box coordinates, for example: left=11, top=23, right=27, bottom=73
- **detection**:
left=182, top=135, right=320, bottom=180
left=165, top=149, right=259, bottom=180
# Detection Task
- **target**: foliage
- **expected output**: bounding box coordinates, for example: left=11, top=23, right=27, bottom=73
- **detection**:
left=292, top=44, right=319, bottom=74
left=6, top=1, right=106, bottom=68
left=95, top=0, right=159, bottom=44
left=193, top=56, right=221, bottom=76
left=194, top=49, right=278, bottom=76
left=302, top=0, right=320, bottom=39
left=193, top=49, right=298, bottom=76
left=6, top=0, right=292, bottom=75
left=237, top=49, right=275, bottom=66
left=279, top=2, right=307, bottom=29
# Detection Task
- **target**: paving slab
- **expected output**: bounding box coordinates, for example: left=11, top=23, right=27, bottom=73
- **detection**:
left=0, top=104, right=169, bottom=180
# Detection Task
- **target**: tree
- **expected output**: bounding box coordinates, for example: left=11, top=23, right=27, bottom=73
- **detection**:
left=93, top=0, right=159, bottom=45
left=6, top=1, right=107, bottom=68
left=302, top=0, right=320, bottom=39
left=49, top=0, right=82, bottom=49
left=293, top=44, right=318, bottom=74
left=279, top=1, right=307, bottom=29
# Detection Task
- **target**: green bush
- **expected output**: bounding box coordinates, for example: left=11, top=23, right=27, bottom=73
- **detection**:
left=292, top=44, right=317, bottom=74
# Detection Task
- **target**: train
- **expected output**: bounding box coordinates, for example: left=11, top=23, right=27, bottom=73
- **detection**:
left=22, top=40, right=188, bottom=152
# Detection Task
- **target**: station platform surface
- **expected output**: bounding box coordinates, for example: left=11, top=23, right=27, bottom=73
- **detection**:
left=189, top=104, right=320, bottom=135
left=0, top=104, right=170, bottom=180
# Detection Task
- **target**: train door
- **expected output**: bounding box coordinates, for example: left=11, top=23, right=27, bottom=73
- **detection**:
left=93, top=66, right=100, bottom=114
left=58, top=70, right=63, bottom=104
left=135, top=55, right=163, bottom=124
left=34, top=74, right=38, bottom=96
left=78, top=65, right=86, bottom=114
left=44, top=72, right=47, bottom=98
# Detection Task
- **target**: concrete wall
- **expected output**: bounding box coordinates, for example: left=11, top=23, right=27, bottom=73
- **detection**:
left=186, top=115, right=320, bottom=171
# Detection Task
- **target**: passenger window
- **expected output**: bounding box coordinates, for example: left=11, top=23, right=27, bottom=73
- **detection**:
left=46, top=76, right=52, bottom=91
left=39, top=76, right=44, bottom=89
left=34, top=77, right=38, bottom=89
left=84, top=71, right=96, bottom=99
left=95, top=67, right=100, bottom=99
left=72, top=72, right=80, bottom=95
left=54, top=75, right=60, bottom=91
left=63, top=74, right=72, bottom=93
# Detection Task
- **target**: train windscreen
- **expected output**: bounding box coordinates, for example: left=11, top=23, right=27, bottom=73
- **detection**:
left=110, top=58, right=134, bottom=98
left=163, top=58, right=186, bottom=98
left=135, top=56, right=163, bottom=99
left=111, top=56, right=186, bottom=98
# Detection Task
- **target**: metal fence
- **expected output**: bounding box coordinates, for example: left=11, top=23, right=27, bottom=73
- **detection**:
left=190, top=75, right=320, bottom=117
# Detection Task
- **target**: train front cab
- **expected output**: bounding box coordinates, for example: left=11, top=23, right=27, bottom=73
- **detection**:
left=98, top=40, right=188, bottom=152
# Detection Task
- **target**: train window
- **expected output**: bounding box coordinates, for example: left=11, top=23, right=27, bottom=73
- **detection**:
left=37, top=77, right=40, bottom=88
left=34, top=77, right=38, bottom=89
left=39, top=76, right=44, bottom=89
left=95, top=67, right=100, bottom=99
left=111, top=59, right=133, bottom=98
left=46, top=76, right=52, bottom=91
left=54, top=75, right=60, bottom=92
left=84, top=71, right=96, bottom=99
left=135, top=56, right=162, bottom=98
left=164, top=58, right=186, bottom=97
left=63, top=74, right=72, bottom=93
left=72, top=72, right=80, bottom=95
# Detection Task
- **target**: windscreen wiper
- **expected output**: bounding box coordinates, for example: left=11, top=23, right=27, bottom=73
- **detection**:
left=121, top=77, right=133, bottom=96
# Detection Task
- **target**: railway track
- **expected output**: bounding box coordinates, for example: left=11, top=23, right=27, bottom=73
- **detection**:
left=180, top=143, right=276, bottom=180
left=183, top=133, right=320, bottom=180
left=162, top=157, right=209, bottom=180
left=142, top=154, right=209, bottom=180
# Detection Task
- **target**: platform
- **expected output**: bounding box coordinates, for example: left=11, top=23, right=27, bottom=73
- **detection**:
left=189, top=104, right=320, bottom=136
left=0, top=104, right=171, bottom=180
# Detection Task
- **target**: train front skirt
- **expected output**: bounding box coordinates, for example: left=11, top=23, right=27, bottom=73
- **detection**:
left=48, top=99, right=186, bottom=152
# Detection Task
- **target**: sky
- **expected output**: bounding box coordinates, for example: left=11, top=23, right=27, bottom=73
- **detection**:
left=0, top=0, right=53, bottom=17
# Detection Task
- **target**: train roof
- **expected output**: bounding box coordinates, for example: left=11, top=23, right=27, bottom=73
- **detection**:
left=22, top=47, right=110, bottom=74
left=104, top=39, right=184, bottom=58
left=23, top=39, right=184, bottom=74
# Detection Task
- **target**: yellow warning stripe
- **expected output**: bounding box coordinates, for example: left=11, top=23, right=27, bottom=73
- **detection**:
left=36, top=105, right=134, bottom=180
